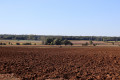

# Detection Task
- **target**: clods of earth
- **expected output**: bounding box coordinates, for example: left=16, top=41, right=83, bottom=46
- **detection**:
left=0, top=47, right=120, bottom=80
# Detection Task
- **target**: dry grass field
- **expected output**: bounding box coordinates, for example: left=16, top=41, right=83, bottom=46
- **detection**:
left=70, top=40, right=120, bottom=46
left=1, top=40, right=120, bottom=47
left=0, top=40, right=43, bottom=45
left=0, top=46, right=120, bottom=80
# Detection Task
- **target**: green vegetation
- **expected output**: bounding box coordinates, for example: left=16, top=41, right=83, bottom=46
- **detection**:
left=0, top=34, right=120, bottom=41
left=16, top=43, right=20, bottom=45
left=89, top=40, right=93, bottom=45
left=53, top=39, right=62, bottom=45
left=22, top=43, right=31, bottom=45
left=93, top=44, right=97, bottom=46
left=0, top=35, right=120, bottom=46
left=45, top=38, right=73, bottom=46
left=0, top=43, right=6, bottom=45
left=82, top=42, right=88, bottom=46
left=63, top=39, right=73, bottom=46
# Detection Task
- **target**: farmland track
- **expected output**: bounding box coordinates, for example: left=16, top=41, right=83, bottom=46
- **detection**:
left=0, top=47, right=120, bottom=80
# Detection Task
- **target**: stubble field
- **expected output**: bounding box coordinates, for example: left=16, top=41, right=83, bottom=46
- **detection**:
left=0, top=47, right=120, bottom=80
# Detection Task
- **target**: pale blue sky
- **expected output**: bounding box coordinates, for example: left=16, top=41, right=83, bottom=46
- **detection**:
left=0, top=0, right=120, bottom=36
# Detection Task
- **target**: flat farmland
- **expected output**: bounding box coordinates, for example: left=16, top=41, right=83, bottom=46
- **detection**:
left=70, top=40, right=120, bottom=46
left=0, top=47, right=120, bottom=80
left=1, top=40, right=120, bottom=47
left=0, top=40, right=43, bottom=45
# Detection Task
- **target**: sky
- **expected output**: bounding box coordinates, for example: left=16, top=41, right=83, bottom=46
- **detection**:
left=0, top=0, right=120, bottom=36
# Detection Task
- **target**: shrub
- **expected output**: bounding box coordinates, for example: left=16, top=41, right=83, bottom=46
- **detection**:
left=53, top=39, right=62, bottom=45
left=0, top=43, right=2, bottom=45
left=2, top=43, right=6, bottom=45
left=45, top=38, right=54, bottom=45
left=70, top=42, right=73, bottom=46
left=16, top=43, right=20, bottom=45
left=44, top=38, right=73, bottom=46
left=50, top=42, right=54, bottom=45
left=63, top=39, right=73, bottom=46
left=89, top=40, right=93, bottom=45
left=93, top=44, right=96, bottom=46
left=82, top=42, right=88, bottom=46
left=22, top=43, right=31, bottom=45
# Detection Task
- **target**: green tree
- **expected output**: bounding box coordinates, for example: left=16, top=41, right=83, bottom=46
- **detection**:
left=53, top=39, right=62, bottom=45
left=63, top=39, right=73, bottom=46
left=22, top=43, right=31, bottom=45
left=16, top=43, right=20, bottom=45
left=45, top=38, right=54, bottom=45
left=89, top=40, right=93, bottom=45
left=82, top=42, right=88, bottom=46
left=70, top=42, right=73, bottom=46
left=8, top=42, right=11, bottom=45
left=93, top=43, right=96, bottom=46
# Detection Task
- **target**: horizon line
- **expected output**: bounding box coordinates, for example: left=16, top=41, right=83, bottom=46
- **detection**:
left=0, top=34, right=120, bottom=37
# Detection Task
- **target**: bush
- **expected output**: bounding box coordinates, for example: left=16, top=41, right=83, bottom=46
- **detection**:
left=89, top=40, right=93, bottom=45
left=63, top=39, right=73, bottom=46
left=0, top=43, right=2, bottom=45
left=16, top=43, right=20, bottom=45
left=82, top=42, right=88, bottom=46
left=93, top=44, right=96, bottom=46
left=45, top=38, right=54, bottom=45
left=0, top=43, right=6, bottom=45
left=53, top=39, right=62, bottom=45
left=50, top=42, right=54, bottom=45
left=44, top=38, right=73, bottom=46
left=22, top=43, right=31, bottom=45
left=70, top=42, right=73, bottom=46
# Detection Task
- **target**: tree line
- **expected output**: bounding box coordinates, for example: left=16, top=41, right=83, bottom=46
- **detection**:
left=0, top=34, right=120, bottom=41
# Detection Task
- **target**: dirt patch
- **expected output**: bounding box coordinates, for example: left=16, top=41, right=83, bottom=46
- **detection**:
left=0, top=74, right=20, bottom=80
left=0, top=47, right=120, bottom=80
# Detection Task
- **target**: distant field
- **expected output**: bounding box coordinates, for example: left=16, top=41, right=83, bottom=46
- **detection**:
left=0, top=40, right=42, bottom=45
left=70, top=40, right=120, bottom=46
left=0, top=40, right=120, bottom=46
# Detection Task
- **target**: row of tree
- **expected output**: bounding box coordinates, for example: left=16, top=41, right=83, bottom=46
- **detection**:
left=0, top=34, right=120, bottom=41
left=45, top=38, right=73, bottom=45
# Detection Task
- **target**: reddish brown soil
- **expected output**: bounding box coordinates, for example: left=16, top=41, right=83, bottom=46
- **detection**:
left=0, top=47, right=120, bottom=80
left=0, top=74, right=20, bottom=80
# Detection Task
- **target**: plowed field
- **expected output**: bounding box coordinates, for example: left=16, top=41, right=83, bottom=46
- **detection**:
left=0, top=47, right=120, bottom=80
